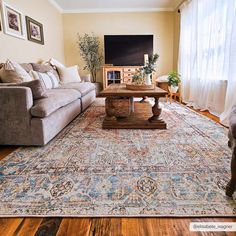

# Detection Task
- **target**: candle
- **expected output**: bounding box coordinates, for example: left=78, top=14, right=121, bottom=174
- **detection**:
left=144, top=54, right=149, bottom=66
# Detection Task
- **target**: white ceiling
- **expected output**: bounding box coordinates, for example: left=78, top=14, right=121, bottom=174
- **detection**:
left=50, top=0, right=183, bottom=13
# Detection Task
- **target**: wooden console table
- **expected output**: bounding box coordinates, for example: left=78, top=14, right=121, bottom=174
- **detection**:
left=102, top=65, right=140, bottom=88
left=100, top=84, right=168, bottom=129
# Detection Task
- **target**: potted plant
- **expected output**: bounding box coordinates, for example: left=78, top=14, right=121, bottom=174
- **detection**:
left=142, top=53, right=159, bottom=85
left=77, top=33, right=103, bottom=95
left=167, top=71, right=181, bottom=93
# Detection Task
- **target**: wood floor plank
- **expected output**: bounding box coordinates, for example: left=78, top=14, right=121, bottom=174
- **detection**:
left=0, top=218, right=24, bottom=236
left=0, top=146, right=17, bottom=161
left=122, top=218, right=147, bottom=236
left=56, top=218, right=91, bottom=236
left=89, top=218, right=112, bottom=236
left=16, top=218, right=43, bottom=236
left=34, top=218, right=62, bottom=236
left=109, top=218, right=122, bottom=236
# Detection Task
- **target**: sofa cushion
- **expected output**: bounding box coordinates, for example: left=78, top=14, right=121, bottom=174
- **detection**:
left=31, top=88, right=81, bottom=118
left=59, top=82, right=95, bottom=96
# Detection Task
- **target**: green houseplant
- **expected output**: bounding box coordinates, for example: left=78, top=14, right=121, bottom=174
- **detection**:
left=143, top=53, right=159, bottom=74
left=142, top=53, right=159, bottom=85
left=77, top=33, right=103, bottom=94
left=167, top=71, right=181, bottom=93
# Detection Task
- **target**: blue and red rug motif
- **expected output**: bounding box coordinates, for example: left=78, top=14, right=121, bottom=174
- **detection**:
left=0, top=99, right=235, bottom=217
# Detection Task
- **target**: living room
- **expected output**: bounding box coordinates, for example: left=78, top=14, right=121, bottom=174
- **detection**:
left=0, top=0, right=236, bottom=235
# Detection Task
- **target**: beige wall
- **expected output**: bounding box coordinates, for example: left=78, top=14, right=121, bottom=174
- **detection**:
left=63, top=12, right=174, bottom=83
left=0, top=0, right=64, bottom=63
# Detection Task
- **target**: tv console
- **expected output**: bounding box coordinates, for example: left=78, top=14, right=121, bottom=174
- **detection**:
left=102, top=65, right=141, bottom=88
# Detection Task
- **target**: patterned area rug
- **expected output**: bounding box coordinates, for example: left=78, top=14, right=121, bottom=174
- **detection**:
left=0, top=99, right=235, bottom=217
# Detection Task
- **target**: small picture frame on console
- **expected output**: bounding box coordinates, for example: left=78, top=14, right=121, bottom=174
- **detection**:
left=25, top=16, right=44, bottom=45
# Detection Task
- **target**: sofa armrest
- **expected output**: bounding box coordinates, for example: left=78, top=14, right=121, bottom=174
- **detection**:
left=0, top=87, right=33, bottom=145
left=0, top=86, right=33, bottom=110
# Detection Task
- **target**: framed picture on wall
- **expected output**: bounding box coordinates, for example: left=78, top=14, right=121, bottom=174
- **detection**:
left=0, top=1, right=26, bottom=39
left=25, top=16, right=44, bottom=45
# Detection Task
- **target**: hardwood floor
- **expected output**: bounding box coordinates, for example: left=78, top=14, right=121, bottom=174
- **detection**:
left=0, top=105, right=235, bottom=236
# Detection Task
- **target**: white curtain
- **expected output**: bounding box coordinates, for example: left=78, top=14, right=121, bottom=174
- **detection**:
left=220, top=14, right=236, bottom=125
left=179, top=0, right=236, bottom=122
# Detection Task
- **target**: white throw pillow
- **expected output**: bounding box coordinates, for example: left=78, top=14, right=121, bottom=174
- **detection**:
left=5, top=59, right=33, bottom=82
left=31, top=71, right=59, bottom=89
left=49, top=58, right=65, bottom=68
left=56, top=65, right=81, bottom=84
left=157, top=75, right=169, bottom=82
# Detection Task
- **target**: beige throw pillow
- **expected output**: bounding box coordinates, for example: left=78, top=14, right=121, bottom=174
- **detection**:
left=57, top=65, right=81, bottom=84
left=0, top=60, right=33, bottom=83
left=0, top=68, right=22, bottom=83
left=49, top=58, right=65, bottom=68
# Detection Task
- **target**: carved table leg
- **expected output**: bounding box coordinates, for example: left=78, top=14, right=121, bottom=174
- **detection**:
left=148, top=97, right=167, bottom=129
left=226, top=147, right=236, bottom=197
left=149, top=97, right=162, bottom=122
left=104, top=98, right=116, bottom=121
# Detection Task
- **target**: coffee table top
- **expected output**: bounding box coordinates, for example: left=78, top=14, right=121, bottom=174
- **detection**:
left=100, top=84, right=168, bottom=97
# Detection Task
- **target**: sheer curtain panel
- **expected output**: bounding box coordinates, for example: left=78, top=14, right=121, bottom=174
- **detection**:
left=178, top=0, right=236, bottom=124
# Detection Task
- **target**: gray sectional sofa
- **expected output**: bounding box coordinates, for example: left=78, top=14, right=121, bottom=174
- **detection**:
left=0, top=63, right=96, bottom=146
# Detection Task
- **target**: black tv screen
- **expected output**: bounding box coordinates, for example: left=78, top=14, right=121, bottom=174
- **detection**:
left=104, top=35, right=153, bottom=66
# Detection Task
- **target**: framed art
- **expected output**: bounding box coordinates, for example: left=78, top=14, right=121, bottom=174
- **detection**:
left=0, top=1, right=26, bottom=39
left=25, top=16, right=44, bottom=45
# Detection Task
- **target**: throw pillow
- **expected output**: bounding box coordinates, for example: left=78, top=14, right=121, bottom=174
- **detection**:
left=157, top=75, right=169, bottom=82
left=8, top=60, right=32, bottom=82
left=20, top=63, right=33, bottom=73
left=31, top=63, right=53, bottom=73
left=0, top=60, right=33, bottom=83
left=56, top=65, right=81, bottom=84
left=49, top=58, right=65, bottom=68
left=0, top=67, right=22, bottom=83
left=31, top=71, right=59, bottom=89
left=10, top=79, right=48, bottom=100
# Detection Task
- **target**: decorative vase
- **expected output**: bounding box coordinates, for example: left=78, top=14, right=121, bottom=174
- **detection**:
left=169, top=85, right=179, bottom=93
left=145, top=74, right=152, bottom=85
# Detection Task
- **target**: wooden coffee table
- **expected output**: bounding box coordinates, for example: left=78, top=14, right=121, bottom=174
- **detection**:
left=100, top=84, right=168, bottom=129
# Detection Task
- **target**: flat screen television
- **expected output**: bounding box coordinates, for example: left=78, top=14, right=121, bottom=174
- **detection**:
left=104, top=35, right=153, bottom=66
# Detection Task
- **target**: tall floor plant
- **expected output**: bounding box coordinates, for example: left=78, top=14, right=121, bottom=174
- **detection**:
left=77, top=33, right=103, bottom=83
